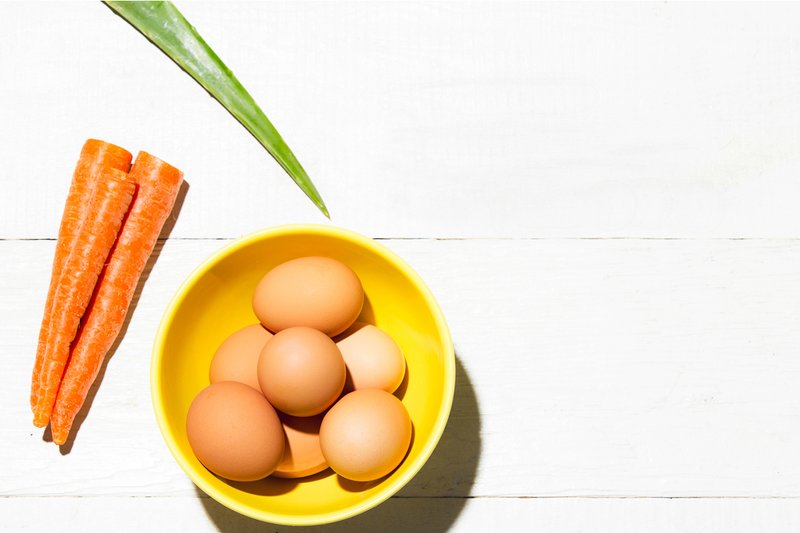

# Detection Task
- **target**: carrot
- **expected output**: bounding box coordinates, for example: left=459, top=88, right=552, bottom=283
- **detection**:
left=50, top=152, right=183, bottom=445
left=30, top=140, right=132, bottom=418
left=32, top=167, right=136, bottom=427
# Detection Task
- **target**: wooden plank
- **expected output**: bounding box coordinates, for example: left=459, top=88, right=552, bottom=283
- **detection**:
left=3, top=497, right=800, bottom=532
left=4, top=2, right=800, bottom=238
left=5, top=239, right=800, bottom=498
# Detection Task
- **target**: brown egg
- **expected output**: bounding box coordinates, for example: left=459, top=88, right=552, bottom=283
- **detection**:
left=209, top=324, right=273, bottom=390
left=186, top=382, right=284, bottom=482
left=258, top=327, right=346, bottom=417
left=320, top=389, right=412, bottom=482
left=336, top=323, right=405, bottom=393
left=273, top=413, right=328, bottom=479
left=252, top=256, right=364, bottom=336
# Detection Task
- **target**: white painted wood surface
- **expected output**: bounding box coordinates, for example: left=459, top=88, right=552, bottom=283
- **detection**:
left=6, top=497, right=800, bottom=533
left=4, top=1, right=800, bottom=531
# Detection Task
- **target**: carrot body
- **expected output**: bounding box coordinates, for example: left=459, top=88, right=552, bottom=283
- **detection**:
left=50, top=152, right=183, bottom=444
left=32, top=167, right=136, bottom=427
left=31, top=141, right=132, bottom=414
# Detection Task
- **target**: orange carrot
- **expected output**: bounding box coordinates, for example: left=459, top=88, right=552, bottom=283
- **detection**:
left=31, top=168, right=136, bottom=427
left=31, top=141, right=131, bottom=412
left=31, top=140, right=131, bottom=418
left=50, top=152, right=183, bottom=444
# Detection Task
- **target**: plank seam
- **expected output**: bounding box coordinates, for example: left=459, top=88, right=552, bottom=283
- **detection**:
left=4, top=495, right=800, bottom=500
left=7, top=237, right=800, bottom=242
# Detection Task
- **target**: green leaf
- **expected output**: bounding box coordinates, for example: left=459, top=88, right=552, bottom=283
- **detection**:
left=104, top=1, right=329, bottom=218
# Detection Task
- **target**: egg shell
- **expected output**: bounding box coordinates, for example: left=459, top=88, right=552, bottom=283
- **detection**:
left=336, top=323, right=405, bottom=393
left=209, top=324, right=272, bottom=390
left=258, top=327, right=346, bottom=417
left=186, top=382, right=284, bottom=482
left=320, top=389, right=412, bottom=482
left=273, top=413, right=328, bottom=479
left=252, top=256, right=364, bottom=336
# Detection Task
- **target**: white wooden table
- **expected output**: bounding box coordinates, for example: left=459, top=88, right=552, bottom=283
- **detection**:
left=4, top=2, right=800, bottom=531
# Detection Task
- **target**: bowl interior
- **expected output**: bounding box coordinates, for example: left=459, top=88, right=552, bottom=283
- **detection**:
left=153, top=226, right=454, bottom=525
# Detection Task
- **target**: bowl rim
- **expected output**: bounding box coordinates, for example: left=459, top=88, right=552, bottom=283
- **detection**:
left=151, top=224, right=455, bottom=526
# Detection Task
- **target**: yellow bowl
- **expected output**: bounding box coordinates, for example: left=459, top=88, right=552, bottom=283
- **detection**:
left=152, top=224, right=455, bottom=525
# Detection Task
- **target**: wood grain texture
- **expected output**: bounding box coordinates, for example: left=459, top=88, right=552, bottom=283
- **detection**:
left=3, top=2, right=800, bottom=239
left=3, top=497, right=800, bottom=532
left=4, top=239, right=800, bottom=500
